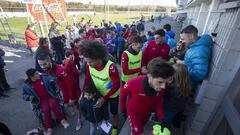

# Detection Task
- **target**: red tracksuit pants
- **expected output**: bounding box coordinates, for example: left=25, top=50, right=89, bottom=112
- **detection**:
left=128, top=112, right=150, bottom=135
left=40, top=97, right=64, bottom=129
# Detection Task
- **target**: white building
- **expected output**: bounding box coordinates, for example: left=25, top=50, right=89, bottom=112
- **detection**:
left=176, top=0, right=240, bottom=135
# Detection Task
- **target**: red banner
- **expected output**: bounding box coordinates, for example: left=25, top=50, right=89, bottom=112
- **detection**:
left=27, top=0, right=67, bottom=23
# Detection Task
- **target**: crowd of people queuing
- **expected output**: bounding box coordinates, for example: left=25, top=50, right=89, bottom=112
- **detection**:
left=19, top=16, right=214, bottom=135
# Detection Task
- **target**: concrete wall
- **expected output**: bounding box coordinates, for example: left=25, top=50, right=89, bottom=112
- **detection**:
left=177, top=0, right=240, bottom=134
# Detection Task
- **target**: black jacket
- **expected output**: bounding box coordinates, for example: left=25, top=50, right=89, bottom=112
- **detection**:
left=80, top=95, right=109, bottom=123
left=163, top=84, right=188, bottom=112
left=0, top=48, right=5, bottom=68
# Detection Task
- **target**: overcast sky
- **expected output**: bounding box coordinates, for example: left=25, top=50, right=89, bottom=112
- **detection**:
left=68, top=0, right=177, bottom=7
left=6, top=0, right=177, bottom=7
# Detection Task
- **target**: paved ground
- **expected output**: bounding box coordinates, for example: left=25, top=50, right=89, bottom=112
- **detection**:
left=0, top=17, right=184, bottom=135
left=0, top=43, right=90, bottom=135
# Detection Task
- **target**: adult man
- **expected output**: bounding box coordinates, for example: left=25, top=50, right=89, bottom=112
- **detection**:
left=37, top=54, right=82, bottom=130
left=179, top=25, right=213, bottom=87
left=120, top=58, right=175, bottom=135
left=142, top=29, right=170, bottom=73
left=79, top=41, right=120, bottom=135
left=121, top=36, right=143, bottom=84
left=0, top=48, right=11, bottom=97
left=22, top=68, right=69, bottom=134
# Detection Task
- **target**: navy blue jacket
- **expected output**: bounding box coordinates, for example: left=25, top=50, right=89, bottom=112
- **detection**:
left=80, top=95, right=109, bottom=123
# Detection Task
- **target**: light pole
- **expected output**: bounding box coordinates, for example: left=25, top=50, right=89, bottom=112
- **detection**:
left=104, top=0, right=106, bottom=20
left=127, top=0, right=130, bottom=23
left=107, top=0, right=109, bottom=23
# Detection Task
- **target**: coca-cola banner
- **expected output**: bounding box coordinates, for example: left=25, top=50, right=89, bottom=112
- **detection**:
left=28, top=0, right=67, bottom=22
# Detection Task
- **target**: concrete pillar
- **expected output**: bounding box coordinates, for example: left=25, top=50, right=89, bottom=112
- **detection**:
left=202, top=0, right=217, bottom=33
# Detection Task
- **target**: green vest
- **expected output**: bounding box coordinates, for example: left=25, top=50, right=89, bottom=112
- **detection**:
left=89, top=60, right=119, bottom=98
left=121, top=50, right=142, bottom=82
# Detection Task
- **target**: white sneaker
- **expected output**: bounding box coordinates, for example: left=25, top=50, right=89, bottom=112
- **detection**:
left=76, top=118, right=82, bottom=131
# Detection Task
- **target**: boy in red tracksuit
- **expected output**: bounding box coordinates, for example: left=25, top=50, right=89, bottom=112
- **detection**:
left=70, top=40, right=81, bottom=70
left=64, top=49, right=81, bottom=105
left=142, top=29, right=170, bottom=73
left=37, top=53, right=70, bottom=106
left=120, top=58, right=175, bottom=135
left=64, top=49, right=82, bottom=130
left=23, top=68, right=69, bottom=134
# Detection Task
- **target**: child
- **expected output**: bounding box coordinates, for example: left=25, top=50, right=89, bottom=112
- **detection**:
left=163, top=63, right=192, bottom=130
left=64, top=49, right=82, bottom=130
left=22, top=68, right=69, bottom=135
left=80, top=82, right=109, bottom=135
left=70, top=40, right=81, bottom=70
left=115, top=32, right=126, bottom=63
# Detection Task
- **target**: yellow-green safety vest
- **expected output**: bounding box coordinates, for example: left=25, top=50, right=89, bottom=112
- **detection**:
left=121, top=50, right=142, bottom=82
left=89, top=60, right=119, bottom=98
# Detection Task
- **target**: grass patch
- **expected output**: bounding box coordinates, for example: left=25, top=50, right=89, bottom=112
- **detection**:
left=0, top=13, right=150, bottom=39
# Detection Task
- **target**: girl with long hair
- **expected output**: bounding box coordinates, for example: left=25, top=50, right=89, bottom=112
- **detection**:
left=163, top=63, right=192, bottom=130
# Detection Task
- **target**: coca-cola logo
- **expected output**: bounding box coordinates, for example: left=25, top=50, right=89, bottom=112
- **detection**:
left=32, top=3, right=62, bottom=14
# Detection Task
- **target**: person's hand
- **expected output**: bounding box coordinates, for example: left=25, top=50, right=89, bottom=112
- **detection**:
left=4, top=68, right=8, bottom=72
left=29, top=96, right=34, bottom=101
left=94, top=97, right=105, bottom=108
left=141, top=66, right=147, bottom=74
left=176, top=60, right=184, bottom=64
left=69, top=99, right=74, bottom=105
left=78, top=94, right=83, bottom=104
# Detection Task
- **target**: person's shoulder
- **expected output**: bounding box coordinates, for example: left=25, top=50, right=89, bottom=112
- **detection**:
left=109, top=63, right=118, bottom=71
left=148, top=40, right=156, bottom=45
left=127, top=75, right=144, bottom=85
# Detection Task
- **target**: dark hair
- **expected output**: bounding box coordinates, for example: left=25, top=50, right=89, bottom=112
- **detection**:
left=147, top=31, right=154, bottom=36
left=37, top=53, right=51, bottom=61
left=154, top=29, right=165, bottom=37
left=132, top=35, right=143, bottom=44
left=181, top=25, right=198, bottom=36
left=78, top=29, right=86, bottom=34
left=163, top=24, right=171, bottom=31
left=84, top=81, right=96, bottom=94
left=50, top=22, right=60, bottom=31
left=26, top=68, right=37, bottom=78
left=27, top=23, right=35, bottom=29
left=65, top=49, right=73, bottom=57
left=147, top=58, right=175, bottom=78
left=78, top=40, right=108, bottom=60
left=38, top=37, right=48, bottom=47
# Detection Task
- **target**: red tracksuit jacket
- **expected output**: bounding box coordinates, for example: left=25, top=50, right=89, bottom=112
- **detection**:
left=47, top=64, right=69, bottom=103
left=142, top=40, right=170, bottom=67
left=120, top=75, right=164, bottom=120
left=64, top=58, right=81, bottom=100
